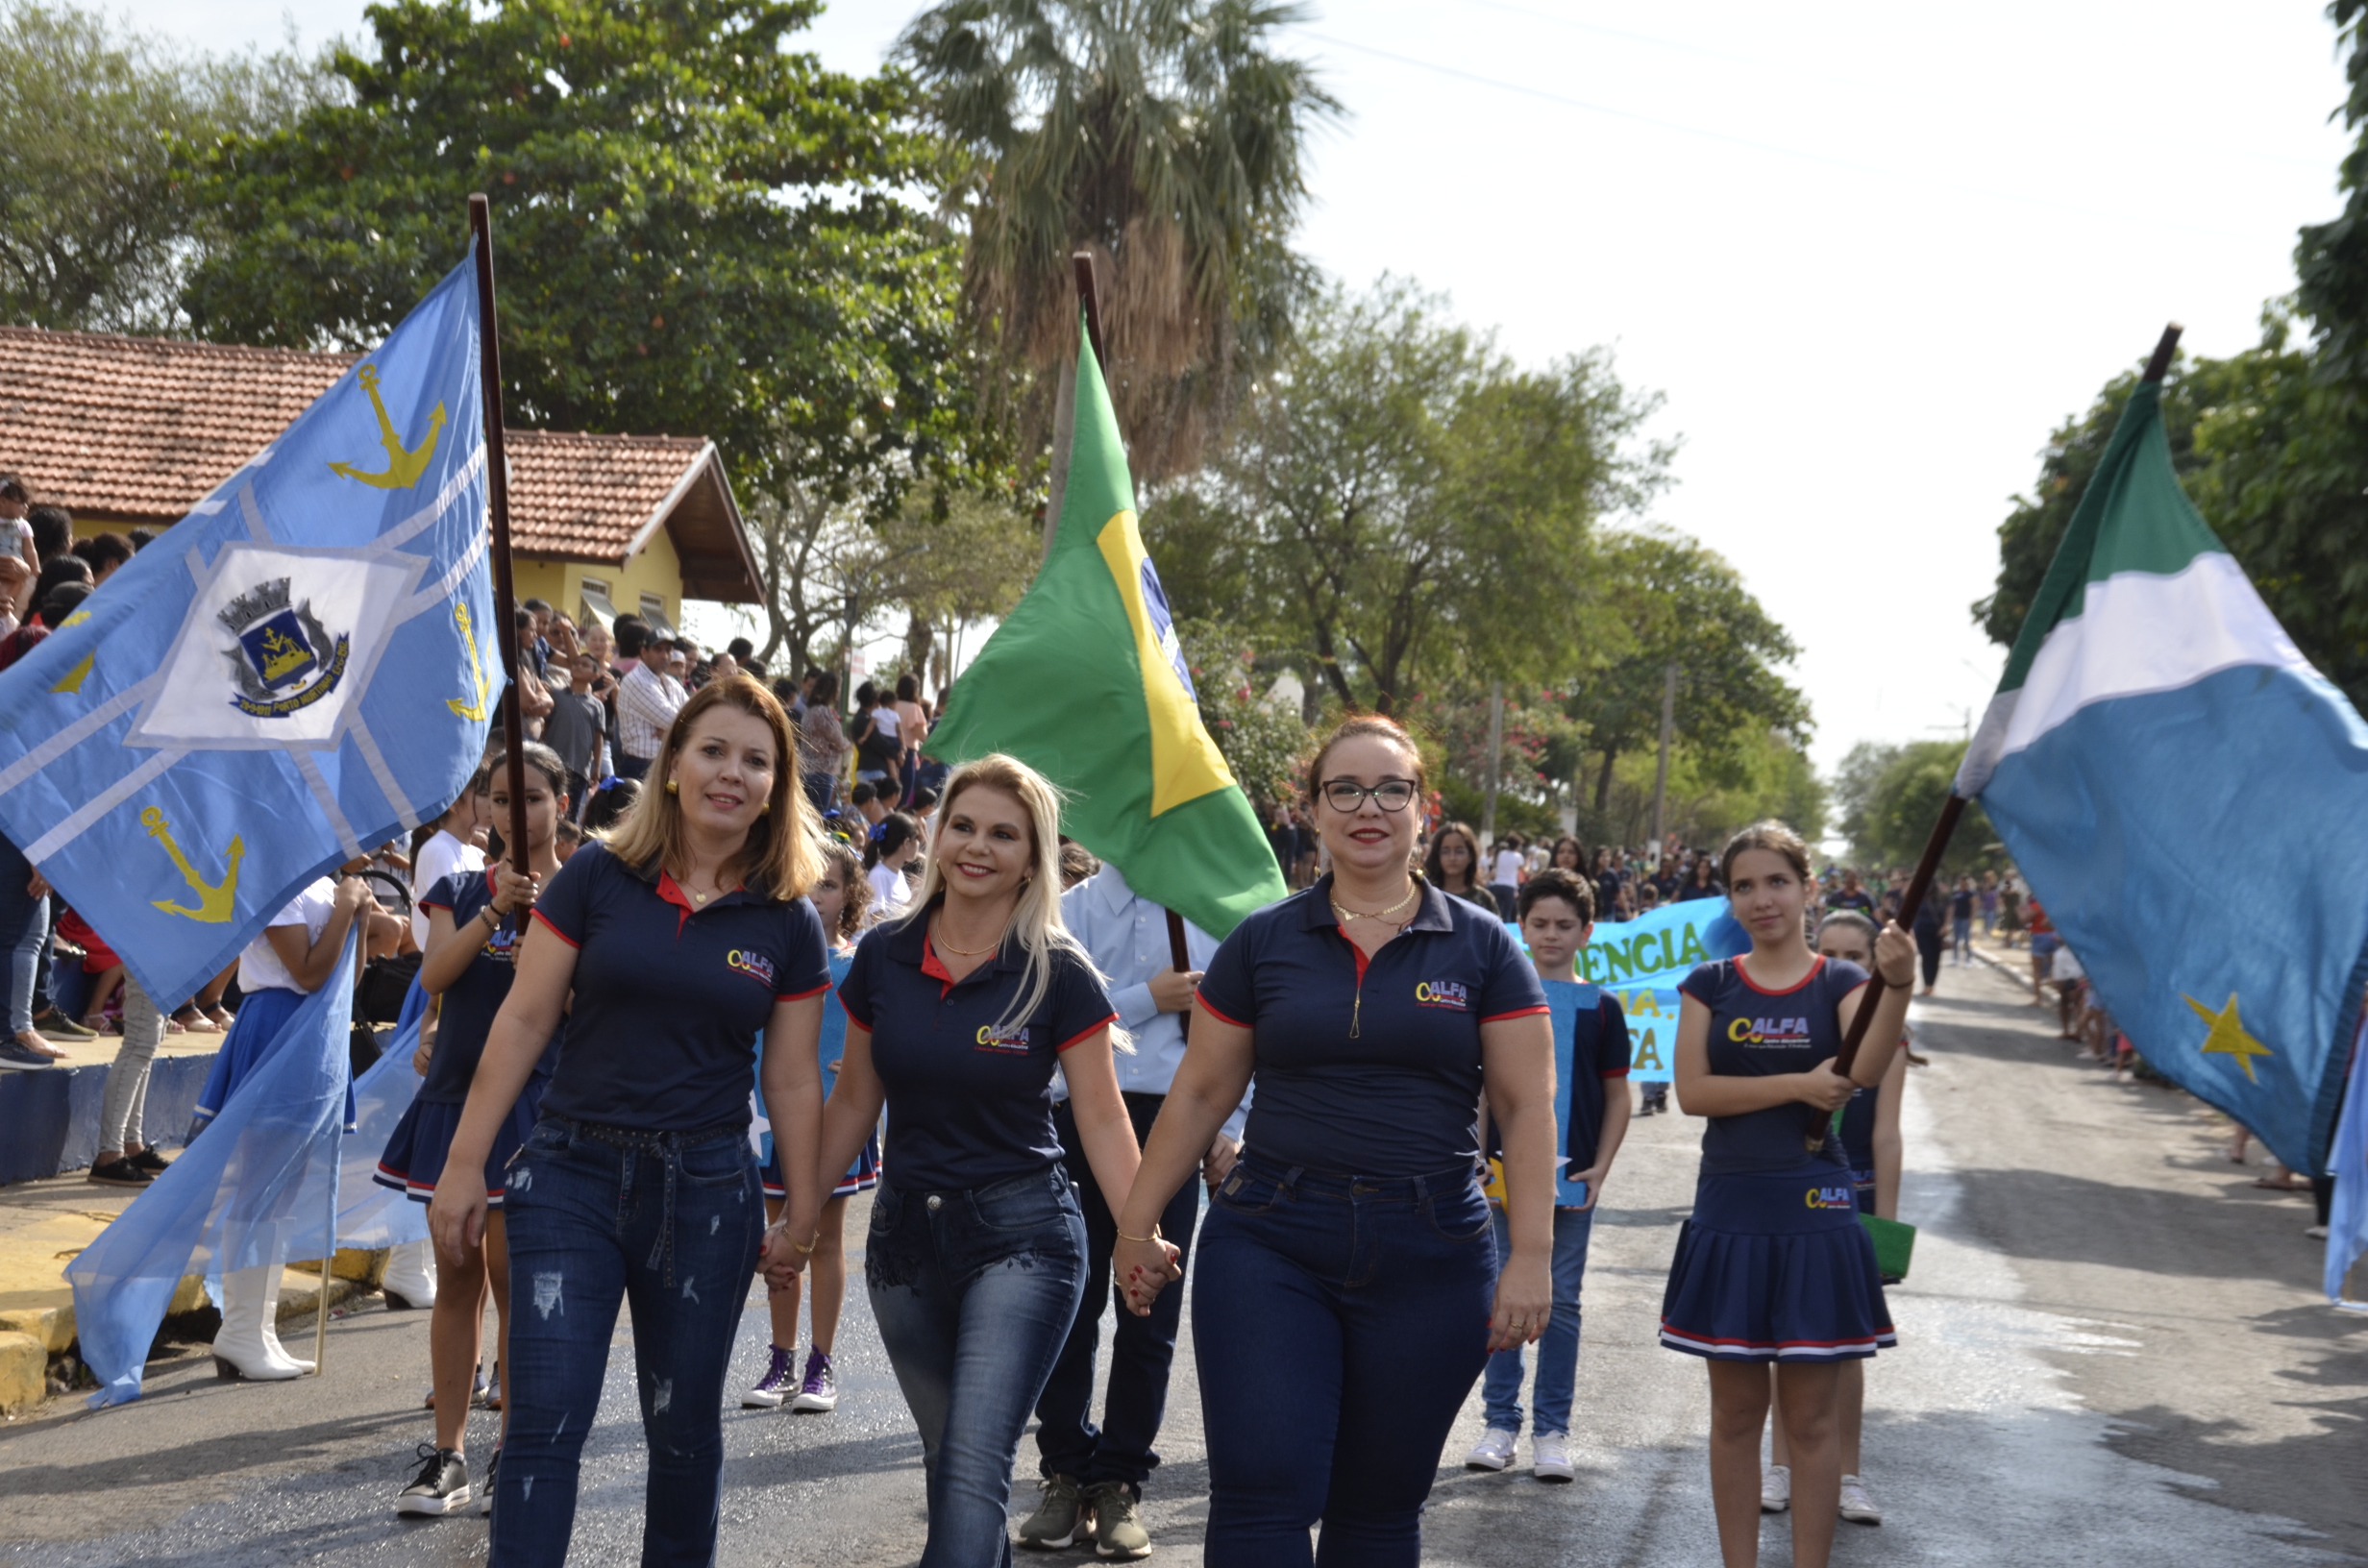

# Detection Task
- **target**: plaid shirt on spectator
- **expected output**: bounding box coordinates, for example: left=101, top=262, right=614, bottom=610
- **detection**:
left=616, top=661, right=685, bottom=763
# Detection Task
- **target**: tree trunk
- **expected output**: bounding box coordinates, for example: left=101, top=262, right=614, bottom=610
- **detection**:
left=1593, top=747, right=1618, bottom=814
left=903, top=612, right=934, bottom=687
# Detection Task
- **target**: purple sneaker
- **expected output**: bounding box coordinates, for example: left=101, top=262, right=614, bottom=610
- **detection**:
left=742, top=1344, right=797, bottom=1409
left=791, top=1348, right=838, bottom=1412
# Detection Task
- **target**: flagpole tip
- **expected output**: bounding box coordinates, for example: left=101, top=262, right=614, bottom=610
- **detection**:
left=2142, top=323, right=2184, bottom=383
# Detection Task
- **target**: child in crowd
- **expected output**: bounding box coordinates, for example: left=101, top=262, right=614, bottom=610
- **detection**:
left=57, top=907, right=124, bottom=1033
left=1466, top=867, right=1632, bottom=1483
left=862, top=811, right=922, bottom=921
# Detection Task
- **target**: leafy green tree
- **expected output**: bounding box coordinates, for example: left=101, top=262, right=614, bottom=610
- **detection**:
left=898, top=0, right=1339, bottom=482
left=1179, top=279, right=1666, bottom=715
left=179, top=0, right=978, bottom=541
left=1840, top=739, right=1997, bottom=877
left=1567, top=526, right=1809, bottom=819
left=1175, top=617, right=1309, bottom=808
left=0, top=1, right=333, bottom=332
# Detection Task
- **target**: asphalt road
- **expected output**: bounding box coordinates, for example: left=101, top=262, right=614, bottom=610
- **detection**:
left=2, top=952, right=2360, bottom=1565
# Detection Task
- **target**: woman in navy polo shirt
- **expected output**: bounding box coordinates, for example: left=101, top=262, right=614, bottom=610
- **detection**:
left=429, top=676, right=831, bottom=1568
left=803, top=753, right=1155, bottom=1568
left=1113, top=715, right=1560, bottom=1567
left=377, top=742, right=571, bottom=1518
left=1660, top=821, right=1912, bottom=1568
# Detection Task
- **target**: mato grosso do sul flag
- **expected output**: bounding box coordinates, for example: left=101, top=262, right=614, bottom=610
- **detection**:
left=1953, top=374, right=2368, bottom=1175
left=0, top=254, right=499, bottom=1009
left=925, top=320, right=1286, bottom=938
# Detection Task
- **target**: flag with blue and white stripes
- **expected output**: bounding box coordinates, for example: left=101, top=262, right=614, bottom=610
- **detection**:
left=0, top=254, right=500, bottom=1008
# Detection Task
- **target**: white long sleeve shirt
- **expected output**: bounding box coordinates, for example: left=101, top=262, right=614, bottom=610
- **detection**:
left=1058, top=861, right=1247, bottom=1142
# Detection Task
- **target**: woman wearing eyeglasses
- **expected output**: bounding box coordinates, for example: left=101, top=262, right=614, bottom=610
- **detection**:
left=1114, top=714, right=1560, bottom=1566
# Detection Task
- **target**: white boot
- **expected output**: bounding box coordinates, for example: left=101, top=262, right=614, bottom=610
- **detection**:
left=381, top=1237, right=437, bottom=1310
left=213, top=1263, right=305, bottom=1381
left=260, top=1265, right=315, bottom=1374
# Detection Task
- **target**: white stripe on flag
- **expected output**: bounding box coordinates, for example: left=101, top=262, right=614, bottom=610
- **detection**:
left=0, top=674, right=163, bottom=798
left=26, top=748, right=187, bottom=861
left=294, top=750, right=364, bottom=858
left=350, top=721, right=419, bottom=830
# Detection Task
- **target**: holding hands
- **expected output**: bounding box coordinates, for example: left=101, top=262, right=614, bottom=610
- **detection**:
left=1111, top=1228, right=1182, bottom=1316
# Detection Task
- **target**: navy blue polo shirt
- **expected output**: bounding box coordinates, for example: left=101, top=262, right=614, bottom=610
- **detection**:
left=839, top=904, right=1117, bottom=1194
left=414, top=872, right=563, bottom=1105
left=1197, top=875, right=1548, bottom=1176
left=1679, top=954, right=1868, bottom=1174
left=1563, top=985, right=1632, bottom=1175
left=530, top=841, right=829, bottom=1132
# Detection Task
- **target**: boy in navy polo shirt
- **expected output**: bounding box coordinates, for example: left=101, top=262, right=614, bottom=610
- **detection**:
left=1467, top=866, right=1632, bottom=1482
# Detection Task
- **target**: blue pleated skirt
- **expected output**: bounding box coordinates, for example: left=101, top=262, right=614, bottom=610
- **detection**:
left=376, top=1082, right=547, bottom=1209
left=1660, top=1164, right=1895, bottom=1362
left=189, top=987, right=356, bottom=1136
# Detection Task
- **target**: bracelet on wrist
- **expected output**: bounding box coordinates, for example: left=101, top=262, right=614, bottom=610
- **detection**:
left=1116, top=1224, right=1162, bottom=1245
left=791, top=1231, right=821, bottom=1254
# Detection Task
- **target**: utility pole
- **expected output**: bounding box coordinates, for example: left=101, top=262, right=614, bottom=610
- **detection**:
left=1649, top=659, right=1677, bottom=864
left=1481, top=679, right=1504, bottom=846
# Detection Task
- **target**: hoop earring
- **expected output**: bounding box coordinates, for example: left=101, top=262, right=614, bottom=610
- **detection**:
left=665, top=779, right=678, bottom=796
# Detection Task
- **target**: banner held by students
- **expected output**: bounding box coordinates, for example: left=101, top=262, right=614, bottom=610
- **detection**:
left=1514, top=895, right=1745, bottom=1084
left=925, top=313, right=1286, bottom=938
left=0, top=255, right=500, bottom=1010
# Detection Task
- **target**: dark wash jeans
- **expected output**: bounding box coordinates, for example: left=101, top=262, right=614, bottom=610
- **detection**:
left=490, top=1116, right=765, bottom=1568
left=1035, top=1092, right=1204, bottom=1490
left=1193, top=1156, right=1498, bottom=1568
left=868, top=1165, right=1088, bottom=1568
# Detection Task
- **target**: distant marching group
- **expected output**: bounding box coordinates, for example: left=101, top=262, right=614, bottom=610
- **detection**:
left=189, top=679, right=1918, bottom=1568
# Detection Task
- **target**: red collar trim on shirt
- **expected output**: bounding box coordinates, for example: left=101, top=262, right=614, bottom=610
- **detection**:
left=920, top=930, right=957, bottom=997
left=655, top=870, right=744, bottom=938
left=1733, top=953, right=1825, bottom=997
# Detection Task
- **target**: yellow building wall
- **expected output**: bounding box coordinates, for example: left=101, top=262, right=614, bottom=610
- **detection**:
left=512, top=525, right=682, bottom=632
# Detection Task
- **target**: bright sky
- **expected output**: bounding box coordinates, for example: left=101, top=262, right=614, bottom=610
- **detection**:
left=134, top=1, right=2356, bottom=777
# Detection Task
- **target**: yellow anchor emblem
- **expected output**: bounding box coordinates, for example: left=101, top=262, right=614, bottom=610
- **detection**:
left=447, top=601, right=491, bottom=720
left=328, top=364, right=446, bottom=490
left=141, top=807, right=242, bottom=923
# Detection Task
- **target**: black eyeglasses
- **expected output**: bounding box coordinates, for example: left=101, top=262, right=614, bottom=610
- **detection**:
left=1320, top=778, right=1417, bottom=813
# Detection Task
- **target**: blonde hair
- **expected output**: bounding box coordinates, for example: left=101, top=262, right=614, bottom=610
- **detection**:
left=603, top=674, right=823, bottom=901
left=896, top=753, right=1124, bottom=1048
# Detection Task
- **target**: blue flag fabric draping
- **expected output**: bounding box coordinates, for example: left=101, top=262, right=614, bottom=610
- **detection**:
left=338, top=980, right=432, bottom=1252
left=2327, top=1017, right=2367, bottom=1305
left=1505, top=896, right=1746, bottom=1084
left=66, top=932, right=358, bottom=1408
left=0, top=255, right=499, bottom=1011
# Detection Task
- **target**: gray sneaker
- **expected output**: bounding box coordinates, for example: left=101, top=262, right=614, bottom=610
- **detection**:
left=1086, top=1481, right=1151, bottom=1560
left=1017, top=1473, right=1091, bottom=1551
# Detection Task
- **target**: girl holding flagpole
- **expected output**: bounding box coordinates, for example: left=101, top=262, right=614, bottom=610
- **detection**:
left=1661, top=821, right=1912, bottom=1568
left=377, top=741, right=570, bottom=1517
left=430, top=676, right=830, bottom=1567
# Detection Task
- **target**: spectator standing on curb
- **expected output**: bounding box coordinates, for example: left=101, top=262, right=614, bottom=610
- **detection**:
left=612, top=623, right=683, bottom=781
left=543, top=652, right=610, bottom=821
left=798, top=672, right=848, bottom=814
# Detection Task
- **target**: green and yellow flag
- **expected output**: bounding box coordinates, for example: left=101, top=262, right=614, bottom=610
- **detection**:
left=924, top=323, right=1288, bottom=937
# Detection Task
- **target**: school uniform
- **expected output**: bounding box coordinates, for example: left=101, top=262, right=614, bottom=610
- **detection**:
left=1659, top=955, right=1894, bottom=1362
left=839, top=905, right=1117, bottom=1568
left=373, top=872, right=565, bottom=1207
left=489, top=841, right=828, bottom=1568
left=1837, top=1070, right=1883, bottom=1213
left=1482, top=983, right=1630, bottom=1438
left=1193, top=874, right=1546, bottom=1565
left=193, top=879, right=355, bottom=1135
left=756, top=948, right=879, bottom=1200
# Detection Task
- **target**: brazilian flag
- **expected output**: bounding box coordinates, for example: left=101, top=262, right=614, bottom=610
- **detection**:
left=925, top=324, right=1288, bottom=938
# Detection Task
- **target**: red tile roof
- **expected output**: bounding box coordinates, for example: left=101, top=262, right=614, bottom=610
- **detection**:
left=0, top=324, right=760, bottom=600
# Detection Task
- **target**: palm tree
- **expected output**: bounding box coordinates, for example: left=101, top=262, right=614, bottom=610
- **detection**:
left=898, top=0, right=1340, bottom=489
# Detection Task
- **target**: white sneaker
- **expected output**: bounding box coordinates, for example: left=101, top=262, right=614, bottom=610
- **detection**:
left=1838, top=1473, right=1883, bottom=1524
left=1532, top=1432, right=1575, bottom=1483
left=1464, top=1427, right=1517, bottom=1471
left=1760, top=1462, right=1791, bottom=1513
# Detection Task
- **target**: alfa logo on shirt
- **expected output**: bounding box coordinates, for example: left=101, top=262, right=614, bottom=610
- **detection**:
left=1804, top=1185, right=1855, bottom=1212
left=1727, top=1016, right=1812, bottom=1047
left=726, top=948, right=776, bottom=989
left=1414, top=980, right=1469, bottom=1010
left=974, top=1023, right=1031, bottom=1054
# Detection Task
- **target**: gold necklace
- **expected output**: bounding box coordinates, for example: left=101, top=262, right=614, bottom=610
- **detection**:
left=1330, top=880, right=1419, bottom=926
left=931, top=917, right=1006, bottom=956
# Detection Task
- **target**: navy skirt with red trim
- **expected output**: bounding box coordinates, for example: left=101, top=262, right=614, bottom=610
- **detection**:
left=762, top=1136, right=880, bottom=1201
left=1660, top=1163, right=1895, bottom=1362
left=375, top=1081, right=547, bottom=1210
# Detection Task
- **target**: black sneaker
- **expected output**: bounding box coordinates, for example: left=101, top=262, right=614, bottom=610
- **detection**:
left=30, top=1008, right=95, bottom=1042
left=476, top=1447, right=500, bottom=1517
left=86, top=1157, right=152, bottom=1188
left=128, top=1147, right=170, bottom=1174
left=0, top=1038, right=53, bottom=1067
left=396, top=1444, right=471, bottom=1516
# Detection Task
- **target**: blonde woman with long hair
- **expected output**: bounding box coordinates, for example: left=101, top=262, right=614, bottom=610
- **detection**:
left=799, top=753, right=1173, bottom=1567
left=431, top=675, right=832, bottom=1567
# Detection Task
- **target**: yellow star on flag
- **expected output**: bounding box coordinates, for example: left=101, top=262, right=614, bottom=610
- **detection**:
left=2183, top=992, right=2273, bottom=1084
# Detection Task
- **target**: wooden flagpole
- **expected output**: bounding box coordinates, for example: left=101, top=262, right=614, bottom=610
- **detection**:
left=469, top=195, right=532, bottom=907
left=1811, top=321, right=2184, bottom=1150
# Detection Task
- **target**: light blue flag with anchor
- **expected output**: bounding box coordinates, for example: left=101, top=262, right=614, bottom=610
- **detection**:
left=0, top=255, right=502, bottom=1008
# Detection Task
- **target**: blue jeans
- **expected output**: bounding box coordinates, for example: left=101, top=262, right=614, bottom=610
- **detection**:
left=1193, top=1158, right=1496, bottom=1567
left=0, top=835, right=47, bottom=1036
left=490, top=1116, right=765, bottom=1568
left=1480, top=1204, right=1594, bottom=1434
left=868, top=1166, right=1087, bottom=1568
left=1035, top=1093, right=1202, bottom=1489
left=1952, top=915, right=1973, bottom=961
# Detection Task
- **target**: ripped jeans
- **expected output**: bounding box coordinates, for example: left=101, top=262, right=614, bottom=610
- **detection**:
left=491, top=1115, right=764, bottom=1568
left=868, top=1166, right=1088, bottom=1568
